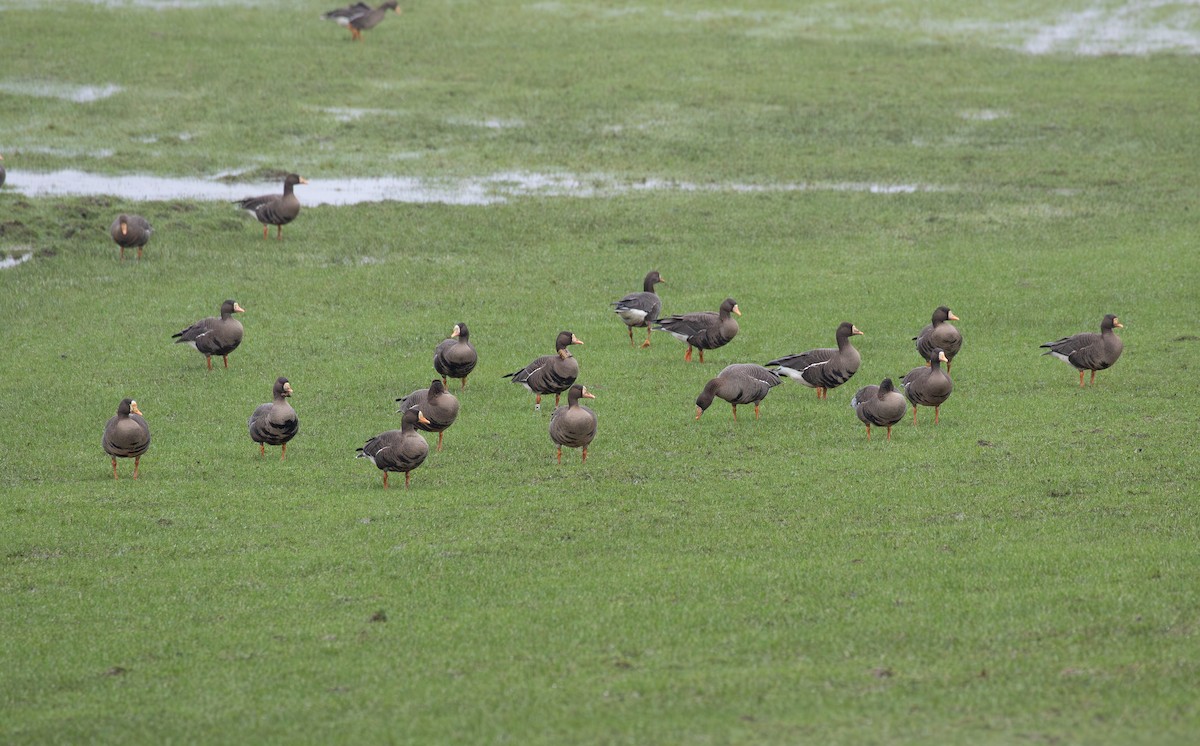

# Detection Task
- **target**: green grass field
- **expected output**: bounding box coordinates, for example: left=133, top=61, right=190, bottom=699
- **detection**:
left=2, top=1, right=1199, bottom=743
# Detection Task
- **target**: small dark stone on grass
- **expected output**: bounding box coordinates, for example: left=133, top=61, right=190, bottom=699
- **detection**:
left=369, top=610, right=388, bottom=623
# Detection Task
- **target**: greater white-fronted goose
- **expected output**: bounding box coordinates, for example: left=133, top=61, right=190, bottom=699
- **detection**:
left=433, top=322, right=477, bottom=390
left=767, top=322, right=863, bottom=399
left=503, top=330, right=583, bottom=410
left=172, top=299, right=246, bottom=370
left=902, top=349, right=953, bottom=424
left=396, top=379, right=459, bottom=452
left=612, top=271, right=665, bottom=348
left=248, top=377, right=298, bottom=460
left=109, top=213, right=152, bottom=261
left=914, top=306, right=962, bottom=370
left=654, top=297, right=740, bottom=362
left=851, top=377, right=907, bottom=441
left=323, top=1, right=400, bottom=41
left=549, top=384, right=597, bottom=463
left=695, top=364, right=782, bottom=421
left=1040, top=314, right=1125, bottom=386
left=103, top=398, right=150, bottom=479
left=356, top=407, right=430, bottom=489
left=234, top=174, right=307, bottom=240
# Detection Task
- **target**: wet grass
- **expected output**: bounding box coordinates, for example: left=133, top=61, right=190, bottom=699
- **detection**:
left=2, top=1, right=1200, bottom=744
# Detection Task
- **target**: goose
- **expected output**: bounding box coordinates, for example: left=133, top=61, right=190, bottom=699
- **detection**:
left=433, top=322, right=477, bottom=390
left=654, top=297, right=740, bottom=362
left=109, top=213, right=152, bottom=261
left=0, top=153, right=5, bottom=189
left=1040, top=314, right=1124, bottom=386
left=356, top=408, right=430, bottom=489
left=902, top=349, right=953, bottom=424
left=851, top=377, right=907, bottom=441
left=396, top=379, right=459, bottom=452
left=503, top=330, right=583, bottom=410
left=103, top=398, right=150, bottom=479
left=234, top=174, right=307, bottom=240
left=172, top=299, right=245, bottom=370
left=549, top=384, right=597, bottom=463
left=766, top=322, right=863, bottom=399
left=694, top=364, right=782, bottom=421
left=248, top=377, right=299, bottom=460
left=612, top=271, right=665, bottom=348
left=914, top=306, right=962, bottom=370
left=322, top=1, right=400, bottom=41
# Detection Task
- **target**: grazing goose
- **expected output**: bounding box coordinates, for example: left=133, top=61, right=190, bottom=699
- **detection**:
left=323, top=1, right=400, bottom=41
left=172, top=299, right=245, bottom=370
left=549, top=384, right=597, bottom=463
left=851, top=377, right=907, bottom=441
left=914, top=306, right=962, bottom=370
left=356, top=407, right=430, bottom=489
left=109, top=213, right=152, bottom=261
left=767, top=322, right=863, bottom=399
left=654, top=297, right=740, bottom=362
left=103, top=398, right=150, bottom=479
left=234, top=174, right=307, bottom=240
left=612, top=271, right=665, bottom=348
left=504, top=330, right=583, bottom=411
left=248, top=377, right=299, bottom=460
left=1040, top=314, right=1125, bottom=386
left=396, top=379, right=459, bottom=452
left=695, top=364, right=782, bottom=421
left=433, top=322, right=477, bottom=390
left=902, top=349, right=953, bottom=424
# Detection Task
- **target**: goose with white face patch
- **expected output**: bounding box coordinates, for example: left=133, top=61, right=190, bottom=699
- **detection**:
left=914, top=306, right=962, bottom=370
left=902, top=349, right=953, bottom=425
left=172, top=299, right=245, bottom=371
left=248, top=377, right=299, bottom=460
left=103, top=398, right=150, bottom=479
left=396, top=379, right=459, bottom=452
left=504, top=330, right=583, bottom=411
left=1040, top=314, right=1124, bottom=387
left=654, top=297, right=740, bottom=363
left=109, top=213, right=152, bottom=261
left=234, top=174, right=307, bottom=240
left=433, top=322, right=477, bottom=390
left=549, top=384, right=597, bottom=464
left=694, top=364, right=782, bottom=421
left=356, top=408, right=430, bottom=489
left=767, top=322, right=863, bottom=399
left=612, top=271, right=665, bottom=348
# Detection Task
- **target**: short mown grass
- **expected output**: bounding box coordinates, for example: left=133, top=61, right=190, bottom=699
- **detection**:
left=2, top=1, right=1199, bottom=744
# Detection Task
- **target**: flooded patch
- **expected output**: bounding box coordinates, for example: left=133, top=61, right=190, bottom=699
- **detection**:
left=1021, top=2, right=1200, bottom=56
left=0, top=81, right=123, bottom=103
left=1, top=252, right=34, bottom=270
left=6, top=169, right=950, bottom=206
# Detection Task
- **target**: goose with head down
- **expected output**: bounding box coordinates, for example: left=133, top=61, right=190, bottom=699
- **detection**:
left=1040, top=314, right=1124, bottom=386
left=612, top=271, right=665, bottom=348
left=103, top=398, right=150, bottom=479
left=503, top=330, right=583, bottom=411
left=109, top=213, right=152, bottom=261
left=322, top=1, right=400, bottom=41
left=766, top=322, right=863, bottom=399
left=654, top=297, right=739, bottom=363
left=694, top=364, right=782, bottom=421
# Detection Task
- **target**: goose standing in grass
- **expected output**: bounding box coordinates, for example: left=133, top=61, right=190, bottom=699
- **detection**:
left=103, top=398, right=150, bottom=479
left=914, top=306, right=962, bottom=371
left=172, top=299, right=245, bottom=370
left=549, top=384, right=597, bottom=463
left=504, top=330, right=583, bottom=411
left=902, top=349, right=953, bottom=424
left=433, top=322, right=477, bottom=390
left=1040, top=314, right=1124, bottom=386
left=694, top=364, right=782, bottom=421
left=248, top=377, right=299, bottom=460
left=0, top=153, right=5, bottom=188
left=766, top=322, right=863, bottom=399
left=851, top=377, right=907, bottom=441
left=612, top=271, right=665, bottom=348
left=396, top=379, right=459, bottom=452
left=654, top=297, right=740, bottom=362
left=322, top=1, right=400, bottom=41
left=234, top=173, right=307, bottom=240
left=357, top=407, right=430, bottom=488
left=109, top=213, right=152, bottom=261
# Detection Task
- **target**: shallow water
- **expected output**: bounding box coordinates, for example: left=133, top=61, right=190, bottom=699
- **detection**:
left=6, top=169, right=947, bottom=206
left=0, top=253, right=33, bottom=270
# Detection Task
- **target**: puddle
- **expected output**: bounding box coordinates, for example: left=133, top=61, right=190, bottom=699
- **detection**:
left=6, top=169, right=950, bottom=206
left=1, top=253, right=33, bottom=270
left=0, top=82, right=123, bottom=103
